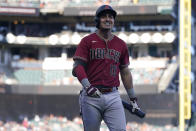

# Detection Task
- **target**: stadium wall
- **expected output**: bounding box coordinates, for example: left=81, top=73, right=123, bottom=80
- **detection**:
left=0, top=84, right=158, bottom=94
left=0, top=93, right=179, bottom=126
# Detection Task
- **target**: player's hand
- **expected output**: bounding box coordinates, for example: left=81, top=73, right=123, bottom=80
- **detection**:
left=130, top=97, right=140, bottom=112
left=85, top=86, right=102, bottom=97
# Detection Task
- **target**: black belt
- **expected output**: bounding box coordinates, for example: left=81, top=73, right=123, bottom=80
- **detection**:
left=95, top=86, right=118, bottom=94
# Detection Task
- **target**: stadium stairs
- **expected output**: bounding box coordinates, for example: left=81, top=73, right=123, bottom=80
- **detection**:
left=158, top=61, right=179, bottom=93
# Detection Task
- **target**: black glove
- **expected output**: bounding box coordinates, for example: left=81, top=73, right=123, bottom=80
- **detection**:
left=122, top=99, right=145, bottom=118
left=130, top=97, right=140, bottom=113
left=85, top=86, right=102, bottom=97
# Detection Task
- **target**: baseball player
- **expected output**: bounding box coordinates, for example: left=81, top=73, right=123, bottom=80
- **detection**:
left=72, top=5, right=140, bottom=131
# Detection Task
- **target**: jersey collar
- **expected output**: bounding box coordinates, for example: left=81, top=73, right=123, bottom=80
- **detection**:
left=95, top=30, right=114, bottom=42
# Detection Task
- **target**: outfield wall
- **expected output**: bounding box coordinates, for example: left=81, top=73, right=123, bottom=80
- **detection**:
left=0, top=93, right=178, bottom=125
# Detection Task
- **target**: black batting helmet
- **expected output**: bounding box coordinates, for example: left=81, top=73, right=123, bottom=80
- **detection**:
left=95, top=5, right=117, bottom=28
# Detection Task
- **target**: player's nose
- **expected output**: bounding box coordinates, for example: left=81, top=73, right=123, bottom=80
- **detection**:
left=105, top=14, right=113, bottom=20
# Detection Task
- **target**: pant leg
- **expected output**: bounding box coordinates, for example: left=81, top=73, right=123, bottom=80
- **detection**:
left=103, top=91, right=127, bottom=131
left=80, top=90, right=103, bottom=131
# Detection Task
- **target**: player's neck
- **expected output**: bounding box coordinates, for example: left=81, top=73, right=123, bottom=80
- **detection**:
left=97, top=29, right=113, bottom=41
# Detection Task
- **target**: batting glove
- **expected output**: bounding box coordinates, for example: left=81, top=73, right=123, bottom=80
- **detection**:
left=85, top=86, right=102, bottom=97
left=130, top=97, right=140, bottom=112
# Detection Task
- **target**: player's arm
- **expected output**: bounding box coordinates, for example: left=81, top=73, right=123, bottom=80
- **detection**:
left=120, top=66, right=140, bottom=112
left=72, top=59, right=87, bottom=80
left=72, top=59, right=101, bottom=97
left=120, top=66, right=135, bottom=98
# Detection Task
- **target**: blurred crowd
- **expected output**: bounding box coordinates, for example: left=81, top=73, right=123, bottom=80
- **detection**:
left=0, top=0, right=173, bottom=8
left=0, top=114, right=195, bottom=131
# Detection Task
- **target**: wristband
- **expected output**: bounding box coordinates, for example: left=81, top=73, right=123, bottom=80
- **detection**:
left=81, top=78, right=91, bottom=89
left=126, top=88, right=136, bottom=99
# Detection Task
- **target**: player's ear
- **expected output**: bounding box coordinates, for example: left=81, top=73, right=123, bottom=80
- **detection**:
left=94, top=16, right=100, bottom=28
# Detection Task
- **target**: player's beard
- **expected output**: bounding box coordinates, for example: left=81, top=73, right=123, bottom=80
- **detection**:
left=100, top=28, right=111, bottom=32
left=99, top=26, right=113, bottom=33
left=100, top=21, right=114, bottom=31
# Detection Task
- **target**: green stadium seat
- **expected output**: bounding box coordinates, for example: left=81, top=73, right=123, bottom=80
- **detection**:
left=14, top=69, right=42, bottom=85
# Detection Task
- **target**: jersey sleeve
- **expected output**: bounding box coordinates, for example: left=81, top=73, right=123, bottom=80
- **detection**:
left=73, top=37, right=89, bottom=62
left=119, top=43, right=130, bottom=69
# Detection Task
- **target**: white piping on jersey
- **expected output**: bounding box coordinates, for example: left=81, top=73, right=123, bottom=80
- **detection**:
left=95, top=31, right=115, bottom=60
left=95, top=31, right=114, bottom=42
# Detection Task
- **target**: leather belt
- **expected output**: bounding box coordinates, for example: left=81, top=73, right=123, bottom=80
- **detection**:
left=95, top=86, right=118, bottom=94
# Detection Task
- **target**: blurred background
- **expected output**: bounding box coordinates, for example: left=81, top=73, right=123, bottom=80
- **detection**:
left=0, top=0, right=195, bottom=130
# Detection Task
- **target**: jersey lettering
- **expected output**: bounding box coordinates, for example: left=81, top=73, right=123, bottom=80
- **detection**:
left=90, top=48, right=120, bottom=63
left=90, top=48, right=95, bottom=60
left=96, top=48, right=104, bottom=59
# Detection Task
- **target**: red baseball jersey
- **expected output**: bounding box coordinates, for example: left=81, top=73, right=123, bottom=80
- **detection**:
left=73, top=32, right=130, bottom=87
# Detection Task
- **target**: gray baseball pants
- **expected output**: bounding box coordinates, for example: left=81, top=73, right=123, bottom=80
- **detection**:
left=79, top=89, right=126, bottom=131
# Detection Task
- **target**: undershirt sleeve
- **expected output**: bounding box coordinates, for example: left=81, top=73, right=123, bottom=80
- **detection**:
left=74, top=65, right=87, bottom=82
